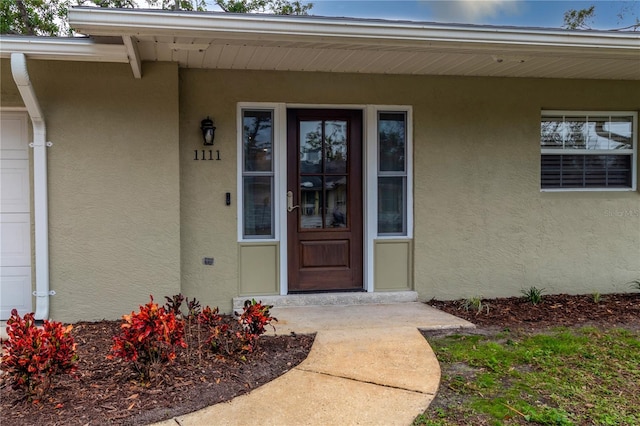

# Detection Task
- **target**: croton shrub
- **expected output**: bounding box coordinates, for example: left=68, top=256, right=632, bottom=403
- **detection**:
left=108, top=296, right=186, bottom=380
left=1, top=309, right=78, bottom=403
left=237, top=299, right=277, bottom=352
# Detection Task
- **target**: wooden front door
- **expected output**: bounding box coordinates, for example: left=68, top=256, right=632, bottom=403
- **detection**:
left=287, top=109, right=363, bottom=292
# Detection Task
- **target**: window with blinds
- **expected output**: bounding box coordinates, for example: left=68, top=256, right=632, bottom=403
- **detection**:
left=540, top=112, right=637, bottom=191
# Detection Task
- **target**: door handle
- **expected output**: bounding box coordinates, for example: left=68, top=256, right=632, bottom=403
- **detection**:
left=287, top=191, right=300, bottom=212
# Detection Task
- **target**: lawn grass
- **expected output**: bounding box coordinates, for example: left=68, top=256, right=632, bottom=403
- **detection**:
left=415, top=327, right=640, bottom=425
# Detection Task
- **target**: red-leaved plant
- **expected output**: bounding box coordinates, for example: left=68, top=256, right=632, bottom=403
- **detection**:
left=1, top=309, right=78, bottom=403
left=198, top=305, right=243, bottom=356
left=109, top=296, right=186, bottom=381
left=237, top=299, right=277, bottom=353
left=197, top=301, right=276, bottom=356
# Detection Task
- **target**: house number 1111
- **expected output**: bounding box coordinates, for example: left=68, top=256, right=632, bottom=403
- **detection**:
left=194, top=149, right=221, bottom=161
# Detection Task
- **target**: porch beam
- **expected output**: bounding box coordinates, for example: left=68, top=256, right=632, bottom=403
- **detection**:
left=122, top=35, right=142, bottom=79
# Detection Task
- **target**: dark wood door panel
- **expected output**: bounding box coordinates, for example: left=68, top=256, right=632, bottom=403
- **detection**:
left=301, top=240, right=350, bottom=268
left=287, top=109, right=363, bottom=292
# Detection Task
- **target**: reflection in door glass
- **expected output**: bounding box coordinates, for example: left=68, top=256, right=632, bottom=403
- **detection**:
left=325, top=176, right=347, bottom=228
left=325, top=121, right=347, bottom=173
left=300, top=176, right=323, bottom=229
left=300, top=121, right=322, bottom=173
left=299, top=118, right=350, bottom=230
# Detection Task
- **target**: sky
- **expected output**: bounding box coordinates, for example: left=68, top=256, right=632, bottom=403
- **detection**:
left=231, top=1, right=640, bottom=30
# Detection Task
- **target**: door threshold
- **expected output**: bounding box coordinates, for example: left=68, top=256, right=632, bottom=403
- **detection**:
left=288, top=288, right=365, bottom=294
left=233, top=291, right=417, bottom=310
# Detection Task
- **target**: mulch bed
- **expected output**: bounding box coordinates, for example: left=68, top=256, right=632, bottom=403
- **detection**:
left=2, top=292, right=639, bottom=425
left=427, top=292, right=640, bottom=331
left=1, top=319, right=314, bottom=425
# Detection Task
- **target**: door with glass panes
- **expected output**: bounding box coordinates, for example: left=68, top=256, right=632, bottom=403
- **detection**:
left=287, top=109, right=363, bottom=292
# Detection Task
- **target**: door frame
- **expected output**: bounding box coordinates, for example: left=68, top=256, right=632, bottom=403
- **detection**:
left=237, top=102, right=413, bottom=296
left=286, top=108, right=364, bottom=292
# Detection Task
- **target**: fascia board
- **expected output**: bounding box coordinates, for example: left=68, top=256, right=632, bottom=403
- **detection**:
left=0, top=36, right=129, bottom=63
left=68, top=7, right=640, bottom=57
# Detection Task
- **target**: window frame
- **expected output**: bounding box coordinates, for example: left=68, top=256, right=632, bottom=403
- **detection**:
left=237, top=105, right=282, bottom=241
left=540, top=110, right=637, bottom=192
left=377, top=110, right=409, bottom=236
left=366, top=106, right=413, bottom=240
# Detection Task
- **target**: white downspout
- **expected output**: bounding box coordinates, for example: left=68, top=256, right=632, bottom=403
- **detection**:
left=11, top=53, right=53, bottom=320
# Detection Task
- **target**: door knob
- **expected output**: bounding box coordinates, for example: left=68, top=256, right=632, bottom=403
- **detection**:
left=287, top=191, right=300, bottom=212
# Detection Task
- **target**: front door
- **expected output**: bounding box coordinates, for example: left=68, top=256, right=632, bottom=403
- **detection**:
left=287, top=109, right=363, bottom=292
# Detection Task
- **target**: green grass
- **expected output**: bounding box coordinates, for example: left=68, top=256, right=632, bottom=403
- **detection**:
left=415, top=327, right=640, bottom=425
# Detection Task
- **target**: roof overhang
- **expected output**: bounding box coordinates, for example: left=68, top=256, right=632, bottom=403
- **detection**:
left=0, top=36, right=128, bottom=63
left=4, top=7, right=639, bottom=80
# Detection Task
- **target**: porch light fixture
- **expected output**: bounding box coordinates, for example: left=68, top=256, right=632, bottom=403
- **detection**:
left=200, top=116, right=216, bottom=146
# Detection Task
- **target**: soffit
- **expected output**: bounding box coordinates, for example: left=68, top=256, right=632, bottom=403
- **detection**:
left=131, top=34, right=640, bottom=80
left=18, top=8, right=640, bottom=80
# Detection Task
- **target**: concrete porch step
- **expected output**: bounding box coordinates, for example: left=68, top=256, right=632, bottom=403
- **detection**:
left=232, top=291, right=418, bottom=311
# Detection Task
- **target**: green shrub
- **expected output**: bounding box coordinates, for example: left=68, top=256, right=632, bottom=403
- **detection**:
left=521, top=286, right=545, bottom=305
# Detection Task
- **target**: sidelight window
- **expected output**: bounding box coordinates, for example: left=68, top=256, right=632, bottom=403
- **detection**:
left=242, top=109, right=274, bottom=238
left=377, top=112, right=407, bottom=235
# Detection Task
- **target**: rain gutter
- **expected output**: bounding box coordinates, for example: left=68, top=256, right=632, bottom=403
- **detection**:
left=68, top=7, right=640, bottom=57
left=10, top=53, right=53, bottom=320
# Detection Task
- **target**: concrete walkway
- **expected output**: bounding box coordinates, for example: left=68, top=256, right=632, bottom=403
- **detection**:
left=154, top=303, right=474, bottom=426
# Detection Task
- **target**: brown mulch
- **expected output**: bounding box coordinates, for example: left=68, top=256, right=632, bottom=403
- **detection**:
left=1, top=320, right=314, bottom=425
left=427, top=292, right=640, bottom=332
left=2, top=293, right=639, bottom=425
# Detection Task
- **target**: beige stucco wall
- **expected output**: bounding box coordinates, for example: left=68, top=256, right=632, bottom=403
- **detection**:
left=1, top=59, right=181, bottom=322
left=3, top=60, right=638, bottom=320
left=375, top=240, right=413, bottom=291
left=238, top=243, right=279, bottom=296
left=180, top=69, right=639, bottom=306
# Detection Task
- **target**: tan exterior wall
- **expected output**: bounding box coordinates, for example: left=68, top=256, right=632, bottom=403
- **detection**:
left=181, top=69, right=639, bottom=306
left=374, top=240, right=413, bottom=291
left=3, top=60, right=639, bottom=320
left=1, top=59, right=181, bottom=322
left=238, top=243, right=279, bottom=296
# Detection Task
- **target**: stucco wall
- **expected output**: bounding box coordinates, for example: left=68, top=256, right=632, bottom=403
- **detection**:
left=1, top=59, right=181, bottom=322
left=3, top=61, right=638, bottom=319
left=180, top=69, right=639, bottom=306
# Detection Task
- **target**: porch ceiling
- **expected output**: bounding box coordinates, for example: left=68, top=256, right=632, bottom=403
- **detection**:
left=128, top=35, right=639, bottom=80
left=9, top=7, right=640, bottom=80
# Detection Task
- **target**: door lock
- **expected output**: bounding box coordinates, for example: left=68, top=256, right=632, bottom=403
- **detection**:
left=287, top=191, right=300, bottom=212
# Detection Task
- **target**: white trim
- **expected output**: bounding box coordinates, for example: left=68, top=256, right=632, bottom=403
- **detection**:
left=10, top=53, right=50, bottom=320
left=238, top=102, right=414, bottom=295
left=236, top=103, right=282, bottom=244
left=373, top=106, right=414, bottom=240
left=0, top=36, right=129, bottom=63
left=0, top=107, right=28, bottom=112
left=122, top=36, right=142, bottom=79
left=68, top=8, right=640, bottom=56
left=541, top=149, right=634, bottom=155
left=365, top=106, right=377, bottom=292
left=541, top=188, right=637, bottom=193
left=543, top=110, right=638, bottom=116
left=275, top=104, right=287, bottom=295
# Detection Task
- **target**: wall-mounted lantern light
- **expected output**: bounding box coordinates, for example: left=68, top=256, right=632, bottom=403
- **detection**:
left=200, top=116, right=216, bottom=146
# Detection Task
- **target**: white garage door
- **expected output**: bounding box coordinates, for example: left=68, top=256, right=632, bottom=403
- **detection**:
left=1, top=111, right=32, bottom=319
